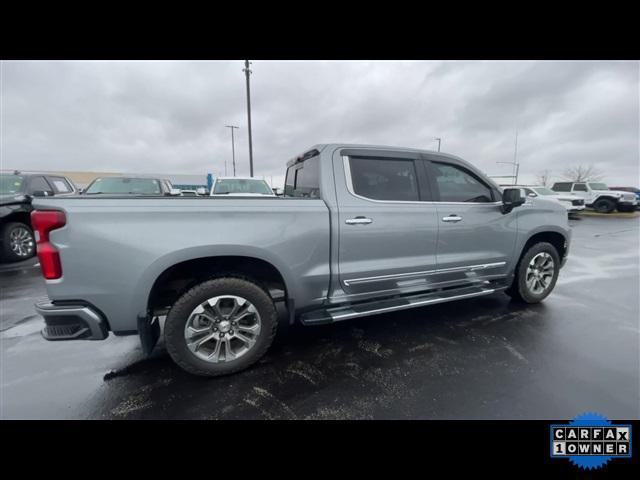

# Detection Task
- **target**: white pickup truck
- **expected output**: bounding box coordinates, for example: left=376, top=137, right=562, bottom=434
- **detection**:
left=551, top=182, right=637, bottom=213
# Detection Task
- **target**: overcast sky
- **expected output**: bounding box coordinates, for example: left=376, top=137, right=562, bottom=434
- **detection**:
left=1, top=60, right=638, bottom=187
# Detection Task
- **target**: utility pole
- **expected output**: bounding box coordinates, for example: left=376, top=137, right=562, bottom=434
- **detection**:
left=243, top=60, right=254, bottom=177
left=225, top=125, right=239, bottom=176
left=513, top=129, right=519, bottom=184
left=434, top=137, right=442, bottom=152
left=495, top=129, right=520, bottom=185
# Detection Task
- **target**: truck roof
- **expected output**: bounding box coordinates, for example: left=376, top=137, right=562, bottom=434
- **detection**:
left=288, top=143, right=499, bottom=188
left=289, top=143, right=471, bottom=165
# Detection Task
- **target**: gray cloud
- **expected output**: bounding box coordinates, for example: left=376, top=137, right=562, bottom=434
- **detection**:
left=1, top=60, right=638, bottom=187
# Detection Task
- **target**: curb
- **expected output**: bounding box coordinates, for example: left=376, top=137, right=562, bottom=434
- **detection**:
left=578, top=211, right=639, bottom=219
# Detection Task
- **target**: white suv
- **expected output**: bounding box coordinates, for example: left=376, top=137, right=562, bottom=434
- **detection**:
left=513, top=185, right=585, bottom=215
left=552, top=182, right=637, bottom=213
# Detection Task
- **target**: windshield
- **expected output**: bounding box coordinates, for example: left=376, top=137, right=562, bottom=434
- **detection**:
left=213, top=179, right=273, bottom=195
left=589, top=183, right=609, bottom=190
left=85, top=177, right=162, bottom=195
left=0, top=175, right=25, bottom=195
left=533, top=187, right=557, bottom=196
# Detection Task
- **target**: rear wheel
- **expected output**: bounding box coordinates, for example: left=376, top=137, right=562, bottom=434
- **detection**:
left=164, top=277, right=278, bottom=377
left=592, top=198, right=615, bottom=213
left=506, top=242, right=560, bottom=304
left=1, top=222, right=36, bottom=262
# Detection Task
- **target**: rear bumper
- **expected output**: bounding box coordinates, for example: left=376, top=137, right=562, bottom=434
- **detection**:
left=35, top=301, right=109, bottom=341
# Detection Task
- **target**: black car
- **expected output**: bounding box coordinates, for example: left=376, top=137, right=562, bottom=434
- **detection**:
left=0, top=172, right=77, bottom=262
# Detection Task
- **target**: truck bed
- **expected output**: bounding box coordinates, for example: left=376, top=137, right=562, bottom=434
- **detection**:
left=32, top=196, right=331, bottom=332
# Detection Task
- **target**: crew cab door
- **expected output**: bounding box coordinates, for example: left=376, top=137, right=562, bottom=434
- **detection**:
left=332, top=148, right=439, bottom=303
left=424, top=157, right=517, bottom=284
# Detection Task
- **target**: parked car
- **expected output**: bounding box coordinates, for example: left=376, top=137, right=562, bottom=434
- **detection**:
left=82, top=176, right=180, bottom=196
left=512, top=185, right=585, bottom=215
left=210, top=177, right=276, bottom=197
left=609, top=187, right=640, bottom=207
left=179, top=190, right=199, bottom=197
left=551, top=182, right=637, bottom=213
left=0, top=172, right=77, bottom=262
left=32, top=144, right=571, bottom=376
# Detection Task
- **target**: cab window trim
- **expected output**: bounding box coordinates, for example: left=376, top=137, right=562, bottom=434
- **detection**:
left=342, top=155, right=433, bottom=204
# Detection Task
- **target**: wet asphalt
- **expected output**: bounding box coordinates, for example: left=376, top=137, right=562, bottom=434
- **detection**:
left=1, top=215, right=638, bottom=420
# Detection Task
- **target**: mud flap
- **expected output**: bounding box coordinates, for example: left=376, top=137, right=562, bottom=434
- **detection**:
left=138, top=315, right=160, bottom=356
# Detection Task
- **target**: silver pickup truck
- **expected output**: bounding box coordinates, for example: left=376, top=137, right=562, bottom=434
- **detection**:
left=32, top=144, right=571, bottom=376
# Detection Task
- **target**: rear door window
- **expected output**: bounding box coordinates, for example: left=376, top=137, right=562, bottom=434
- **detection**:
left=553, top=183, right=572, bottom=192
left=573, top=183, right=588, bottom=192
left=28, top=176, right=53, bottom=194
left=348, top=157, right=419, bottom=201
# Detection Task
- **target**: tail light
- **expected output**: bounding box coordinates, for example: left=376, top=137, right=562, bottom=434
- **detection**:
left=31, top=210, right=66, bottom=279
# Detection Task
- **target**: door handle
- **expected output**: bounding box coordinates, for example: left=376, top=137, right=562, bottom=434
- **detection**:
left=442, top=215, right=462, bottom=223
left=346, top=216, right=373, bottom=225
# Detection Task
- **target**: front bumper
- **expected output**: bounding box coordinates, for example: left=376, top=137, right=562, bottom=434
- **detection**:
left=36, top=301, right=109, bottom=341
left=568, top=205, right=585, bottom=213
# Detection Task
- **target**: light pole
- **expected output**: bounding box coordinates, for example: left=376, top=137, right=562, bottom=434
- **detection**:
left=225, top=125, right=239, bottom=176
left=495, top=130, right=520, bottom=185
left=434, top=137, right=441, bottom=152
left=243, top=60, right=254, bottom=177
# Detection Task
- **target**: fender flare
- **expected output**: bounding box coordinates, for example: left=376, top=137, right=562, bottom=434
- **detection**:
left=130, top=244, right=297, bottom=319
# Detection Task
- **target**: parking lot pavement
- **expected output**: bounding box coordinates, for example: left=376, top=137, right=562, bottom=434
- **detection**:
left=1, top=215, right=638, bottom=420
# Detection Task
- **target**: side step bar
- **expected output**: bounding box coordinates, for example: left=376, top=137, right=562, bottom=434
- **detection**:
left=299, top=284, right=500, bottom=326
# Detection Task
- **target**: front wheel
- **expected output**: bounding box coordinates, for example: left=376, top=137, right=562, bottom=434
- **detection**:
left=505, top=242, right=560, bottom=304
left=592, top=198, right=615, bottom=213
left=164, top=277, right=278, bottom=377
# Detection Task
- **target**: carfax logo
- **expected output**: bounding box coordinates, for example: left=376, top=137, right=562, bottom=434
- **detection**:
left=550, top=412, right=632, bottom=470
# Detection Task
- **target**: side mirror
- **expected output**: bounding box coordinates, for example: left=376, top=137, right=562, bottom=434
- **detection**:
left=527, top=192, right=537, bottom=197
left=32, top=190, right=54, bottom=197
left=168, top=188, right=182, bottom=196
left=502, top=188, right=525, bottom=214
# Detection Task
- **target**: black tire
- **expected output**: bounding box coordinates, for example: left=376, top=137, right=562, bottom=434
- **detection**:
left=505, top=242, right=560, bottom=304
left=592, top=198, right=615, bottom=214
left=164, top=276, right=278, bottom=377
left=1, top=222, right=36, bottom=263
left=616, top=205, right=634, bottom=213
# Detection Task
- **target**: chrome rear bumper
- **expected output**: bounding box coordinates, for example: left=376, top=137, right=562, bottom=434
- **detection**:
left=36, top=301, right=109, bottom=341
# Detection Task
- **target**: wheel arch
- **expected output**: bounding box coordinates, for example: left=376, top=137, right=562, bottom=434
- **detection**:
left=594, top=195, right=619, bottom=203
left=136, top=246, right=295, bottom=319
left=516, top=230, right=568, bottom=270
left=1, top=209, right=32, bottom=228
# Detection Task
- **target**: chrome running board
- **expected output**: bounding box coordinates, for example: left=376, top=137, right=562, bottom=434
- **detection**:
left=300, top=284, right=501, bottom=326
